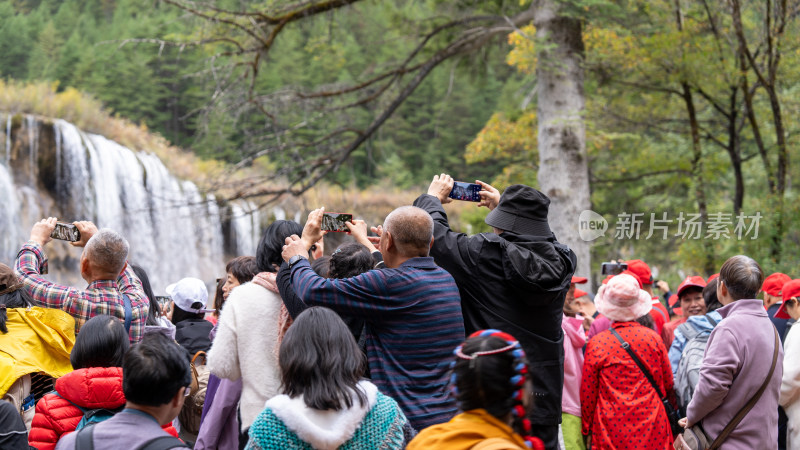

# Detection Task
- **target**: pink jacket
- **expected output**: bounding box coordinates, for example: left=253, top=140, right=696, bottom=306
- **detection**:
left=687, top=299, right=784, bottom=449
left=562, top=314, right=586, bottom=417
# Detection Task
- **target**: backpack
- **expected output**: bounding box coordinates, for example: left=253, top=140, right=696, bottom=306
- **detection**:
left=177, top=351, right=209, bottom=436
left=53, top=391, right=123, bottom=432
left=675, top=315, right=718, bottom=413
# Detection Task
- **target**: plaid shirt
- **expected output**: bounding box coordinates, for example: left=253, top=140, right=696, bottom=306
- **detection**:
left=15, top=241, right=148, bottom=343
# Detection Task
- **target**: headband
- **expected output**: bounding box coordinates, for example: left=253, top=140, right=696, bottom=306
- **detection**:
left=451, top=329, right=536, bottom=448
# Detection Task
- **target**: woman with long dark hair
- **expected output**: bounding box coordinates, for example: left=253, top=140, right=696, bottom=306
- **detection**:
left=208, top=220, right=303, bottom=447
left=131, top=264, right=176, bottom=339
left=246, top=307, right=410, bottom=449
left=408, top=329, right=544, bottom=449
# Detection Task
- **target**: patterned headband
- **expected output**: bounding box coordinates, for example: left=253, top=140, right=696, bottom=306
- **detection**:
left=451, top=329, right=537, bottom=449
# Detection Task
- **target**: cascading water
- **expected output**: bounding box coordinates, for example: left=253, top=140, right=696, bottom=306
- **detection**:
left=0, top=114, right=267, bottom=292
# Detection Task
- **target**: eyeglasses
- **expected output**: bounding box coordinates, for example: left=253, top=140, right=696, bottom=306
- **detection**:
left=184, top=385, right=192, bottom=397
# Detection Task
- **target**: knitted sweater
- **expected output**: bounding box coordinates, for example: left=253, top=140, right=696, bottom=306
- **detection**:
left=245, top=381, right=410, bottom=450
left=207, top=281, right=282, bottom=429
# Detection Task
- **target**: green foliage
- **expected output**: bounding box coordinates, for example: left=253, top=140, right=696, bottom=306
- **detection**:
left=466, top=0, right=800, bottom=281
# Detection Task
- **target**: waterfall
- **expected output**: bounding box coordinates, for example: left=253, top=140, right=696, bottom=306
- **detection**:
left=0, top=114, right=271, bottom=293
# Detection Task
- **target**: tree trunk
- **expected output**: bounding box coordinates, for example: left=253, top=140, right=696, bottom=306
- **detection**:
left=681, top=82, right=715, bottom=274
left=725, top=86, right=744, bottom=215
left=533, top=0, right=591, bottom=286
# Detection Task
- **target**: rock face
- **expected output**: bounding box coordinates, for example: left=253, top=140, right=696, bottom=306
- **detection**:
left=0, top=113, right=262, bottom=293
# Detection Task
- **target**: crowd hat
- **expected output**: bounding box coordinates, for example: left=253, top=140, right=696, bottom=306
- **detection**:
left=571, top=276, right=588, bottom=284
left=625, top=260, right=653, bottom=285
left=762, top=273, right=792, bottom=297
left=708, top=273, right=720, bottom=282
left=601, top=275, right=614, bottom=285
left=484, top=185, right=552, bottom=237
left=0, top=263, right=23, bottom=296
left=167, top=277, right=213, bottom=314
left=677, top=276, right=707, bottom=299
left=775, top=279, right=800, bottom=319
left=594, top=274, right=652, bottom=322
left=574, top=288, right=588, bottom=299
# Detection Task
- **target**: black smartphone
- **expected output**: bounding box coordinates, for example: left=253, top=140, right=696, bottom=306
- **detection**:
left=449, top=181, right=481, bottom=202
left=50, top=223, right=81, bottom=242
left=601, top=262, right=628, bottom=276
left=321, top=213, right=353, bottom=232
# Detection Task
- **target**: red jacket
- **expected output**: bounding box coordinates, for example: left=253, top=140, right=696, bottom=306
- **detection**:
left=28, top=367, right=178, bottom=450
left=581, top=322, right=674, bottom=450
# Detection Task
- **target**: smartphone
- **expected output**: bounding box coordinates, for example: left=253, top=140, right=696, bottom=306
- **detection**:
left=50, top=223, right=81, bottom=242
left=448, top=181, right=481, bottom=202
left=601, top=262, right=628, bottom=276
left=321, top=213, right=353, bottom=232
left=155, top=295, right=171, bottom=308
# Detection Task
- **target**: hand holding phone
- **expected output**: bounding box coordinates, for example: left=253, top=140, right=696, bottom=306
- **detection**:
left=427, top=173, right=454, bottom=203
left=346, top=219, right=378, bottom=252
left=476, top=180, right=500, bottom=210
left=30, top=217, right=58, bottom=247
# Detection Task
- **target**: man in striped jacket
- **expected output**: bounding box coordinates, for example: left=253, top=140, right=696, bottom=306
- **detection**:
left=281, top=206, right=464, bottom=431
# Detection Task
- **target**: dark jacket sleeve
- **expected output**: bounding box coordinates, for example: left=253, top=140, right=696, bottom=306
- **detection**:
left=371, top=251, right=386, bottom=269
left=413, top=194, right=479, bottom=282
left=277, top=261, right=308, bottom=319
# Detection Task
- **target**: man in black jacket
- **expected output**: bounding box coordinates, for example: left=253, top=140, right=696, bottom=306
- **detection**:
left=414, top=174, right=576, bottom=450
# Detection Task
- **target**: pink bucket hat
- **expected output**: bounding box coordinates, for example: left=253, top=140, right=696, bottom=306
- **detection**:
left=595, top=273, right=652, bottom=322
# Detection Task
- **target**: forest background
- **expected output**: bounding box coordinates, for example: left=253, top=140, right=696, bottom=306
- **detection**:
left=2, top=0, right=800, bottom=288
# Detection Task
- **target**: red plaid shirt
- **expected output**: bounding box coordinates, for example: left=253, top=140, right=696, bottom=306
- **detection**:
left=15, top=241, right=148, bottom=343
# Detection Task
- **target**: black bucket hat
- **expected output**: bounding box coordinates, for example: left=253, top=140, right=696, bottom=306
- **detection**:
left=484, top=185, right=553, bottom=237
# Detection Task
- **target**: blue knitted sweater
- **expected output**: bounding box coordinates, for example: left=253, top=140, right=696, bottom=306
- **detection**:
left=245, top=383, right=411, bottom=450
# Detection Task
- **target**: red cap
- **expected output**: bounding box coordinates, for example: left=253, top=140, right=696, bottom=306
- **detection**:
left=775, top=279, right=800, bottom=319
left=602, top=275, right=614, bottom=285
left=620, top=270, right=644, bottom=289
left=677, top=276, right=707, bottom=298
left=708, top=273, right=720, bottom=282
left=762, top=273, right=792, bottom=297
left=574, top=288, right=588, bottom=299
left=625, top=259, right=653, bottom=285
left=571, top=276, right=588, bottom=284
left=673, top=307, right=683, bottom=316
left=668, top=294, right=679, bottom=307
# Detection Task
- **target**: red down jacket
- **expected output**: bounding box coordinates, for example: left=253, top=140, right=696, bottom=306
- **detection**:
left=28, top=367, right=179, bottom=450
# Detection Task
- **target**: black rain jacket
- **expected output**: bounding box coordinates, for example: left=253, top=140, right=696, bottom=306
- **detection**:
left=414, top=194, right=577, bottom=426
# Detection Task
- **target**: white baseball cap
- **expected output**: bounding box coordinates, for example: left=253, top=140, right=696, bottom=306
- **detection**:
left=166, top=278, right=214, bottom=314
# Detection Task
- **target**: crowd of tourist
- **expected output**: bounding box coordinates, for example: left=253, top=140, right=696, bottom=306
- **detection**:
left=0, top=175, right=797, bottom=450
